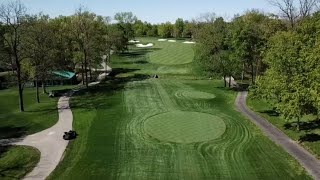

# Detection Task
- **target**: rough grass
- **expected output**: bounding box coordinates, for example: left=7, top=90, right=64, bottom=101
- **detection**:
left=0, top=145, right=40, bottom=179
left=247, top=97, right=320, bottom=159
left=0, top=86, right=74, bottom=139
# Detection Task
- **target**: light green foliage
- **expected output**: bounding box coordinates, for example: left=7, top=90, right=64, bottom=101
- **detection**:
left=194, top=17, right=241, bottom=85
left=146, top=24, right=158, bottom=37
left=174, top=18, right=184, bottom=38
left=114, top=12, right=137, bottom=24
left=230, top=11, right=267, bottom=83
left=133, top=20, right=153, bottom=37
left=182, top=21, right=194, bottom=38
left=114, top=12, right=137, bottom=40
left=158, top=22, right=174, bottom=38
left=253, top=26, right=320, bottom=129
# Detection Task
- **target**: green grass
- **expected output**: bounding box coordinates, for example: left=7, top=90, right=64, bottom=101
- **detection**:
left=49, top=38, right=311, bottom=179
left=49, top=79, right=310, bottom=179
left=111, top=37, right=196, bottom=77
left=0, top=85, right=75, bottom=139
left=144, top=111, right=226, bottom=143
left=0, top=145, right=40, bottom=179
left=139, top=37, right=194, bottom=65
left=247, top=96, right=320, bottom=158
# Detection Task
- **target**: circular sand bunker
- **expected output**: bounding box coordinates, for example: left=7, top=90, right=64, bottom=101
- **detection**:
left=175, top=90, right=216, bottom=99
left=144, top=111, right=226, bottom=143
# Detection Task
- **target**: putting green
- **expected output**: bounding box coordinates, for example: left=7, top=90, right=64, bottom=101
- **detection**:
left=175, top=90, right=216, bottom=99
left=144, top=111, right=226, bottom=143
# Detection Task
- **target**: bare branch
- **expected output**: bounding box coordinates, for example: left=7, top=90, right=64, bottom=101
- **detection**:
left=268, top=0, right=319, bottom=27
left=299, top=0, right=318, bottom=17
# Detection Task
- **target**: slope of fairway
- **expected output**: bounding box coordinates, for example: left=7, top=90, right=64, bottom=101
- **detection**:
left=139, top=38, right=194, bottom=65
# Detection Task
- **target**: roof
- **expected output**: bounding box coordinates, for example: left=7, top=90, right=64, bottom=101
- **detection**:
left=52, top=71, right=75, bottom=79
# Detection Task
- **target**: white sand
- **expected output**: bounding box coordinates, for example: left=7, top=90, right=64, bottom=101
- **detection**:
left=183, top=41, right=196, bottom=44
left=158, top=39, right=167, bottom=41
left=168, top=40, right=176, bottom=42
left=136, top=43, right=154, bottom=48
left=128, top=40, right=140, bottom=43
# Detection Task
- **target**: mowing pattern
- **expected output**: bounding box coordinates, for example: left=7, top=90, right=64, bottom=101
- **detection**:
left=49, top=39, right=311, bottom=179
left=144, top=111, right=226, bottom=143
left=143, top=38, right=194, bottom=65
left=115, top=80, right=310, bottom=179
left=175, top=90, right=216, bottom=99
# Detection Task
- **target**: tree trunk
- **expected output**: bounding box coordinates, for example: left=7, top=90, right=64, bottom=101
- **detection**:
left=35, top=77, right=40, bottom=103
left=241, top=63, right=245, bottom=81
left=229, top=76, right=231, bottom=88
left=17, top=66, right=24, bottom=112
left=89, top=67, right=92, bottom=81
left=81, top=64, right=85, bottom=85
left=84, top=54, right=89, bottom=88
left=251, top=63, right=254, bottom=85
left=42, top=80, right=47, bottom=94
left=297, top=117, right=300, bottom=131
left=108, top=50, right=111, bottom=64
left=255, top=59, right=260, bottom=78
left=223, top=75, right=227, bottom=87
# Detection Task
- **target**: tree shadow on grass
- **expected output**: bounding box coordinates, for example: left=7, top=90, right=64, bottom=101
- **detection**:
left=24, top=108, right=57, bottom=113
left=118, top=60, right=149, bottom=65
left=284, top=119, right=320, bottom=131
left=259, top=110, right=280, bottom=117
left=0, top=126, right=27, bottom=139
left=71, top=73, right=150, bottom=110
left=299, top=133, right=320, bottom=142
left=118, top=48, right=162, bottom=58
left=108, top=68, right=140, bottom=77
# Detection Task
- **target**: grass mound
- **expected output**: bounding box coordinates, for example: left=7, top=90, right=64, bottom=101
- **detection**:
left=144, top=111, right=226, bottom=143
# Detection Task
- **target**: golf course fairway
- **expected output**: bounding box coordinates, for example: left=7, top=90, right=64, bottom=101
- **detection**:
left=49, top=38, right=311, bottom=179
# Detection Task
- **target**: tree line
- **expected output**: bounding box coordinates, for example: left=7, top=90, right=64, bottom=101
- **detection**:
left=0, top=1, right=138, bottom=112
left=193, top=0, right=320, bottom=130
left=0, top=0, right=203, bottom=112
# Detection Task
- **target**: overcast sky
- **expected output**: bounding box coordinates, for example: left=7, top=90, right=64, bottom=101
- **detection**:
left=3, top=0, right=278, bottom=23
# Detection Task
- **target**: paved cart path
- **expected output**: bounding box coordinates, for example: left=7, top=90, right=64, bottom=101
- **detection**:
left=0, top=81, right=103, bottom=180
left=236, top=91, right=320, bottom=180
left=0, top=94, right=73, bottom=179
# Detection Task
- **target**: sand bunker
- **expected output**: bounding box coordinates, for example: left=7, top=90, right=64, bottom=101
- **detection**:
left=158, top=39, right=167, bottom=41
left=128, top=40, right=140, bottom=43
left=183, top=41, right=196, bottom=44
left=168, top=40, right=176, bottom=42
left=136, top=43, right=154, bottom=48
